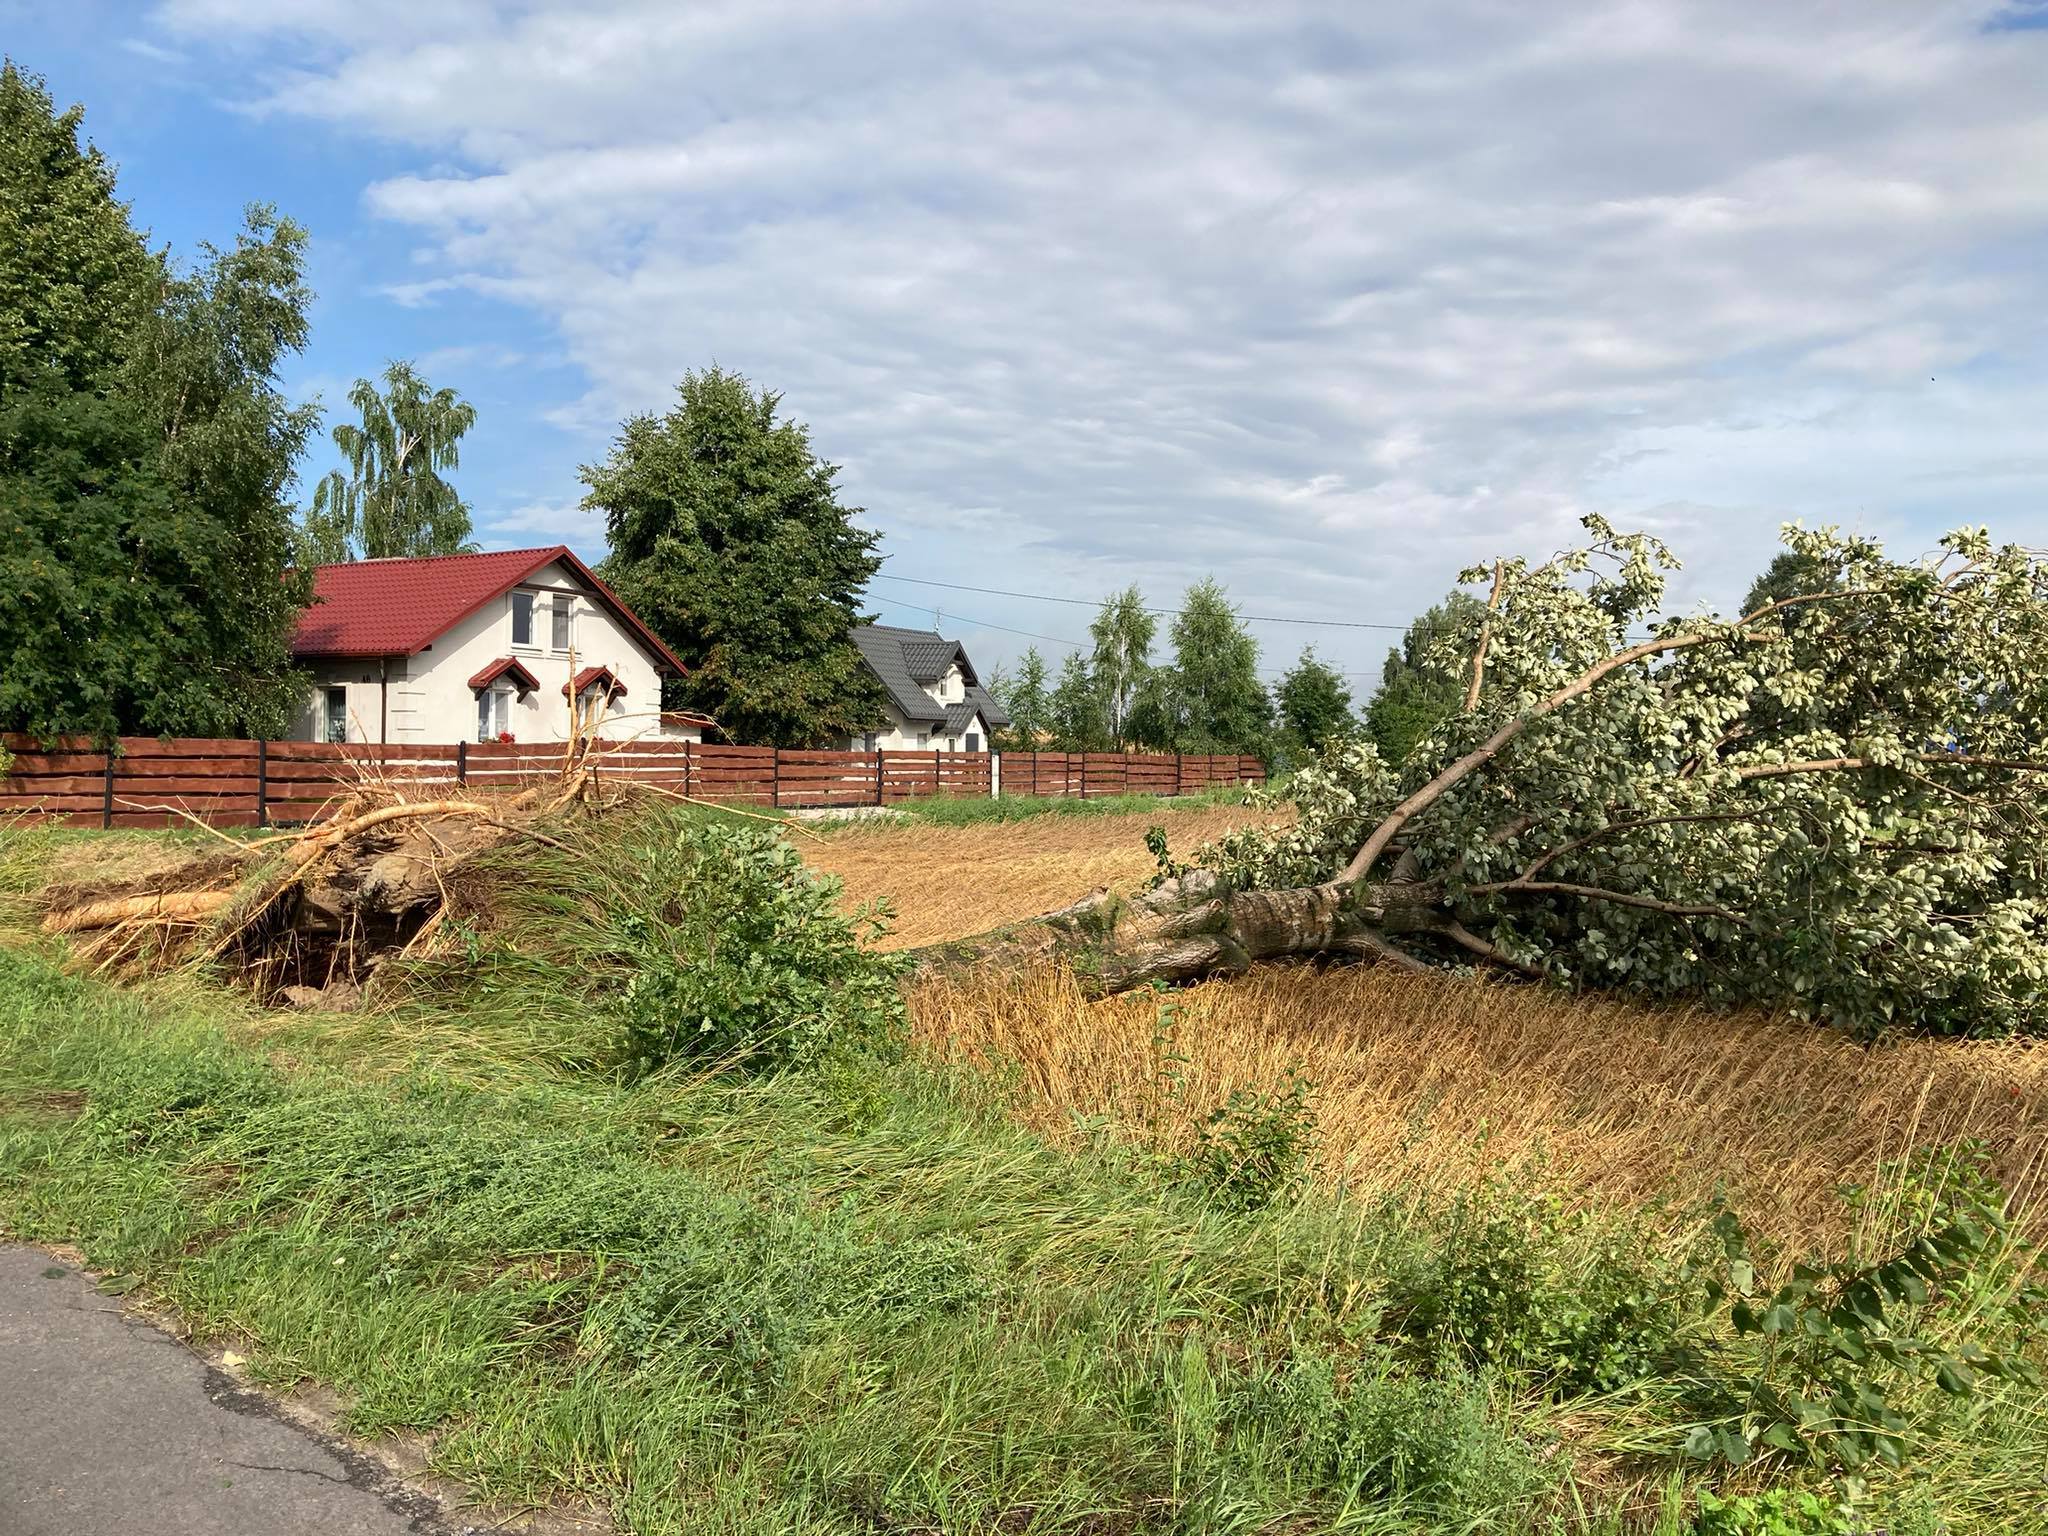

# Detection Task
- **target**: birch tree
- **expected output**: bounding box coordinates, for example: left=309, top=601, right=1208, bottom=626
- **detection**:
left=303, top=361, right=477, bottom=562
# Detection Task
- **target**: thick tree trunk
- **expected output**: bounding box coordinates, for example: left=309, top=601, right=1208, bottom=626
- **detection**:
left=905, top=869, right=1453, bottom=995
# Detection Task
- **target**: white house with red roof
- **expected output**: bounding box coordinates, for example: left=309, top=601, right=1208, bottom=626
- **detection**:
left=289, top=546, right=707, bottom=746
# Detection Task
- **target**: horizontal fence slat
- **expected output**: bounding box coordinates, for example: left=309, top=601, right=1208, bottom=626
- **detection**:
left=1, top=774, right=104, bottom=796
left=115, top=737, right=261, bottom=760
left=0, top=795, right=106, bottom=813
left=113, top=776, right=262, bottom=797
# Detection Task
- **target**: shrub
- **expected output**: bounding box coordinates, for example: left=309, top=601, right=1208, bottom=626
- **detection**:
left=604, top=820, right=904, bottom=1077
left=1228, top=1353, right=1542, bottom=1514
left=1383, top=1185, right=1685, bottom=1394
left=1180, top=1066, right=1319, bottom=1212
left=1683, top=1146, right=2045, bottom=1471
left=1694, top=1488, right=1860, bottom=1536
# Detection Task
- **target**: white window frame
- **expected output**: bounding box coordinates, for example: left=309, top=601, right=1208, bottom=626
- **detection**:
left=511, top=590, right=536, bottom=648
left=323, top=686, right=349, bottom=744
left=550, top=592, right=573, bottom=652
left=477, top=688, right=513, bottom=742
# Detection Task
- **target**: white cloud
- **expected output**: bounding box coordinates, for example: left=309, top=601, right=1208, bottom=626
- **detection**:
left=477, top=499, right=606, bottom=553
left=156, top=0, right=2048, bottom=675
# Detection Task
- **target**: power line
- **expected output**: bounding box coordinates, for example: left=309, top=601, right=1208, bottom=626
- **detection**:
left=873, top=571, right=1420, bottom=632
left=868, top=594, right=1084, bottom=652
left=871, top=568, right=1656, bottom=645
left=867, top=594, right=1380, bottom=678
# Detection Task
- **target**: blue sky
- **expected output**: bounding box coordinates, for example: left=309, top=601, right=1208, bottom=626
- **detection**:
left=8, top=1, right=2048, bottom=691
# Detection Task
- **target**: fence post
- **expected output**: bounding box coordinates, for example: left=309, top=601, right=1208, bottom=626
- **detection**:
left=933, top=748, right=941, bottom=799
left=771, top=746, right=782, bottom=809
left=1079, top=753, right=1088, bottom=799
left=873, top=748, right=883, bottom=806
left=455, top=739, right=467, bottom=786
left=256, top=738, right=270, bottom=829
left=101, top=748, right=115, bottom=829
left=684, top=741, right=694, bottom=801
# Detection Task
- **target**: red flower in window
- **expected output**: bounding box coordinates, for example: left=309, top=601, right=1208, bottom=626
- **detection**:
left=496, top=730, right=516, bottom=744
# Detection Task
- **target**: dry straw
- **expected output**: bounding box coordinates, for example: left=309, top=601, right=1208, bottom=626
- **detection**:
left=816, top=799, right=2048, bottom=1250
left=912, top=963, right=2048, bottom=1250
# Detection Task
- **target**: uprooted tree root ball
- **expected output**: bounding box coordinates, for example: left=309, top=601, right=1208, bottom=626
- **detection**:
left=38, top=791, right=531, bottom=1001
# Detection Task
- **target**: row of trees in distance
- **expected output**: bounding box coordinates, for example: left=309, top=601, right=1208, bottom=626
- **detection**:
left=985, top=583, right=1504, bottom=770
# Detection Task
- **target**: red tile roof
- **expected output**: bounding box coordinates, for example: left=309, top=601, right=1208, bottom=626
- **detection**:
left=467, top=656, right=540, bottom=695
left=564, top=665, right=625, bottom=699
left=291, top=546, right=686, bottom=673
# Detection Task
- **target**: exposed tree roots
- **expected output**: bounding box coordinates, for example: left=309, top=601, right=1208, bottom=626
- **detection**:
left=906, top=868, right=1465, bottom=996
left=37, top=752, right=619, bottom=1002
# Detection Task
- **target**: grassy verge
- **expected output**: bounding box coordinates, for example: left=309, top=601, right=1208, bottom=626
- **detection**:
left=874, top=783, right=1254, bottom=828
left=2, top=807, right=2043, bottom=1534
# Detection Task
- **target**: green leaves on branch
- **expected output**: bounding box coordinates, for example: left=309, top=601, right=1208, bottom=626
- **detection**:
left=1198, top=516, right=2048, bottom=1035
left=1683, top=1147, right=2044, bottom=1473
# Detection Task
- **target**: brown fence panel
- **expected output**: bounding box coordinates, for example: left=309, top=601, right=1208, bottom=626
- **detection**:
left=0, top=737, right=110, bottom=818
left=582, top=740, right=693, bottom=794
left=934, top=754, right=991, bottom=797
left=1005, top=752, right=1078, bottom=797
left=879, top=751, right=940, bottom=804
left=261, top=743, right=462, bottom=823
left=774, top=750, right=884, bottom=808
left=108, top=737, right=261, bottom=827
left=4, top=733, right=1263, bottom=827
left=1127, top=756, right=1177, bottom=795
left=685, top=744, right=777, bottom=805
left=1082, top=754, right=1128, bottom=797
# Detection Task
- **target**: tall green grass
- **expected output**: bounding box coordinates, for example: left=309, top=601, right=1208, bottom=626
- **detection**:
left=1, top=803, right=2041, bottom=1535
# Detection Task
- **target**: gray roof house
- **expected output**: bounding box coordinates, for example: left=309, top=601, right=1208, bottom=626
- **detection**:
left=847, top=624, right=1011, bottom=751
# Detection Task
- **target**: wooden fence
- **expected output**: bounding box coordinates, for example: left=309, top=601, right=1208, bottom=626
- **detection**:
left=0, top=736, right=1265, bottom=829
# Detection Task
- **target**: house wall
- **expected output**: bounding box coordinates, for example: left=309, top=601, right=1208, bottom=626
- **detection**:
left=848, top=704, right=990, bottom=753
left=860, top=702, right=934, bottom=752
left=942, top=711, right=991, bottom=753
left=841, top=663, right=989, bottom=751
left=292, top=561, right=693, bottom=745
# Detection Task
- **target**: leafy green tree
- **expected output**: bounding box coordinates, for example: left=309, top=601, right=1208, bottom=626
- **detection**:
left=302, top=360, right=477, bottom=562
left=1363, top=591, right=1489, bottom=764
left=992, top=646, right=1051, bottom=750
left=1275, top=646, right=1355, bottom=760
left=1089, top=585, right=1155, bottom=745
left=1047, top=651, right=1105, bottom=751
left=1, top=63, right=315, bottom=743
left=1158, top=578, right=1272, bottom=756
left=1743, top=547, right=1841, bottom=614
left=583, top=366, right=888, bottom=746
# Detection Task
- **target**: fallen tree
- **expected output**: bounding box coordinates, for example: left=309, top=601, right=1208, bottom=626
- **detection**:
left=918, top=520, right=2048, bottom=1034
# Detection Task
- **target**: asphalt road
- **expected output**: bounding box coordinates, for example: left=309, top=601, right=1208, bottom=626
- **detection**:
left=0, top=1245, right=469, bottom=1535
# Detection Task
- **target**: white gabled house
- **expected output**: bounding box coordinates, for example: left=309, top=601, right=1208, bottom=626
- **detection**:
left=289, top=546, right=708, bottom=745
left=845, top=623, right=1010, bottom=752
